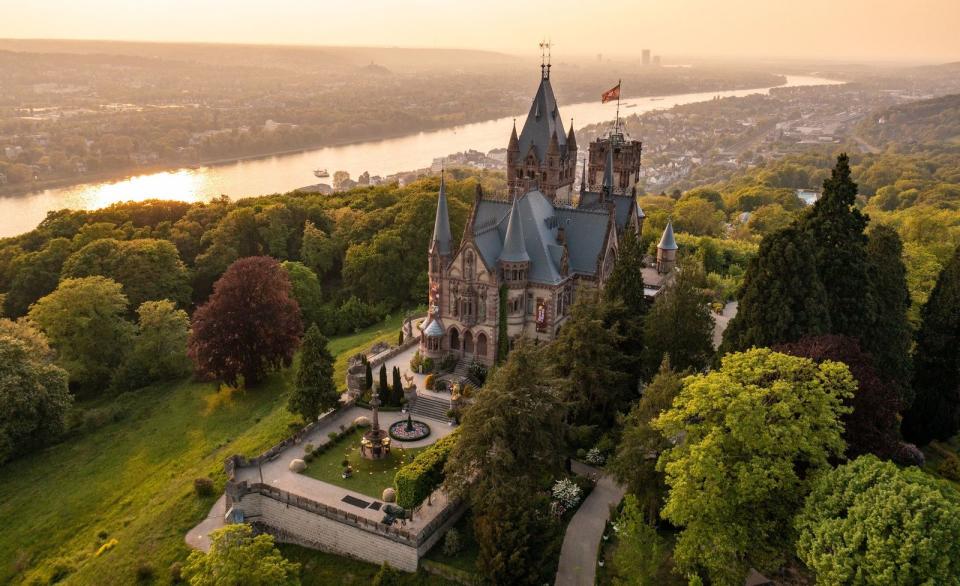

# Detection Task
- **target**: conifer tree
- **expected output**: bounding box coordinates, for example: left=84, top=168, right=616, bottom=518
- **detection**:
left=641, top=260, right=715, bottom=377
left=391, top=366, right=403, bottom=406
left=364, top=361, right=373, bottom=392
left=801, top=153, right=875, bottom=340
left=603, top=228, right=648, bottom=386
left=722, top=225, right=831, bottom=353
left=378, top=363, right=389, bottom=404
left=549, top=291, right=631, bottom=427
left=289, top=324, right=338, bottom=422
left=864, top=225, right=913, bottom=402
left=903, top=245, right=960, bottom=444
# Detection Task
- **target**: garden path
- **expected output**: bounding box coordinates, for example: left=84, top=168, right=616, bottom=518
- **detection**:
left=555, top=461, right=625, bottom=586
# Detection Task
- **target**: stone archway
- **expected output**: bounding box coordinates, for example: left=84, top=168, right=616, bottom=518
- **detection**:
left=476, top=332, right=488, bottom=358
left=463, top=330, right=474, bottom=354
left=449, top=328, right=460, bottom=352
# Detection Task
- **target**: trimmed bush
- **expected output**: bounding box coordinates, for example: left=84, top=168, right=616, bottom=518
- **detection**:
left=424, top=374, right=436, bottom=390
left=193, top=478, right=214, bottom=497
left=939, top=454, right=960, bottom=481
left=136, top=561, right=154, bottom=582
left=442, top=528, right=463, bottom=556
left=394, top=430, right=460, bottom=509
left=169, top=561, right=183, bottom=583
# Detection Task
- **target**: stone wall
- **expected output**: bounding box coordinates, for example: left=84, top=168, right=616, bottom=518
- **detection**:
left=228, top=481, right=464, bottom=572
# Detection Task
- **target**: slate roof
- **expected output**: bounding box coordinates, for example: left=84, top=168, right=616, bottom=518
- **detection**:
left=500, top=197, right=530, bottom=262
left=518, top=76, right=568, bottom=162
left=659, top=220, right=678, bottom=250
left=431, top=173, right=452, bottom=255
left=470, top=190, right=610, bottom=285
left=577, top=191, right=637, bottom=233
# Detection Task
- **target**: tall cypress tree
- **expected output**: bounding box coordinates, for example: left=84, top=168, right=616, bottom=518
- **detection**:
left=721, top=225, right=831, bottom=353
left=391, top=366, right=404, bottom=406
left=801, top=153, right=875, bottom=340
left=288, top=324, right=338, bottom=422
left=903, top=246, right=960, bottom=444
left=364, top=360, right=373, bottom=392
left=864, top=225, right=913, bottom=403
left=378, top=363, right=389, bottom=404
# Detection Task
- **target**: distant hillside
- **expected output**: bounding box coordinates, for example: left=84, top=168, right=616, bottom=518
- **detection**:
left=858, top=93, right=960, bottom=147
left=0, top=38, right=520, bottom=73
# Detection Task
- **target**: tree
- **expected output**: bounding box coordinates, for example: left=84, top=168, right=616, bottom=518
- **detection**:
left=288, top=324, right=338, bottom=422
left=113, top=300, right=192, bottom=391
left=444, top=340, right=566, bottom=585
left=28, top=276, right=133, bottom=391
left=610, top=495, right=666, bottom=586
left=863, top=225, right=913, bottom=401
left=795, top=455, right=960, bottom=585
left=378, top=363, right=389, bottom=404
left=603, top=228, right=648, bottom=387
left=746, top=203, right=794, bottom=236
left=776, top=335, right=901, bottom=460
left=641, top=261, right=714, bottom=377
left=673, top=197, right=724, bottom=236
left=608, top=357, right=683, bottom=523
left=391, top=366, right=403, bottom=406
left=549, top=292, right=631, bottom=428
left=188, top=256, right=302, bottom=386
left=61, top=238, right=191, bottom=310
left=903, top=245, right=960, bottom=444
left=800, top=153, right=875, bottom=340
left=0, top=324, right=71, bottom=463
left=364, top=360, right=373, bottom=392
left=3, top=237, right=72, bottom=318
left=653, top=349, right=853, bottom=584
left=281, top=261, right=323, bottom=328
left=300, top=220, right=336, bottom=277
left=182, top=524, right=300, bottom=586
left=721, top=225, right=831, bottom=353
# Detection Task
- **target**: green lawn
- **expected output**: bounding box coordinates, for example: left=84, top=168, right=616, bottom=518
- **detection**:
left=280, top=543, right=454, bottom=585
left=422, top=511, right=480, bottom=575
left=0, top=314, right=407, bottom=585
left=300, top=428, right=426, bottom=499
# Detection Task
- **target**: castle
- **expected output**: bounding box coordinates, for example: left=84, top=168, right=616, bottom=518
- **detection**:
left=420, top=63, right=677, bottom=366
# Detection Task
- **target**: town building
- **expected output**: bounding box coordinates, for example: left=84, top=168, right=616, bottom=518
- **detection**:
left=420, top=64, right=675, bottom=366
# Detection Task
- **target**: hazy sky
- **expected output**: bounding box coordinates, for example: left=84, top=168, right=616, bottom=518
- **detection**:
left=2, top=0, right=957, bottom=63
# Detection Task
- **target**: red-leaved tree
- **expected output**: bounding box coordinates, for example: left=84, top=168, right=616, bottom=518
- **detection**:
left=776, top=335, right=901, bottom=460
left=189, top=256, right=302, bottom=386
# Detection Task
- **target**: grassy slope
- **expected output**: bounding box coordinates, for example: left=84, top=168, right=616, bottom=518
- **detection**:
left=0, top=315, right=406, bottom=585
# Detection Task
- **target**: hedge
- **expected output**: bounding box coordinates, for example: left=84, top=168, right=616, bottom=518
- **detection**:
left=393, top=430, right=460, bottom=509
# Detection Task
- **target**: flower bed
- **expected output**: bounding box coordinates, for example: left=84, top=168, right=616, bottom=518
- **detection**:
left=389, top=419, right=431, bottom=441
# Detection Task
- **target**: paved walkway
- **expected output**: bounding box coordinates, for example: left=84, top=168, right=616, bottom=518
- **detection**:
left=555, top=462, right=626, bottom=586
left=185, top=494, right=226, bottom=552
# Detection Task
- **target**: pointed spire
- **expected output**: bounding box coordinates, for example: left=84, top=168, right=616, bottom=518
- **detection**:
left=567, top=119, right=577, bottom=152
left=658, top=220, right=678, bottom=251
left=602, top=147, right=614, bottom=198
left=547, top=130, right=560, bottom=156
left=500, top=195, right=530, bottom=263
left=431, top=169, right=452, bottom=256
left=508, top=119, right=519, bottom=151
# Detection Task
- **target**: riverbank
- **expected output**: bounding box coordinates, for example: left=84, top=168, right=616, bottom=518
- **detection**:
left=0, top=79, right=791, bottom=200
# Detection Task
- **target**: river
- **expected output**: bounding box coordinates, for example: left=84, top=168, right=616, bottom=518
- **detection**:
left=0, top=75, right=842, bottom=237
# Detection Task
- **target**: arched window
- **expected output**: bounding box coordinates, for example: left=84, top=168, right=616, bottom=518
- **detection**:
left=476, top=333, right=488, bottom=357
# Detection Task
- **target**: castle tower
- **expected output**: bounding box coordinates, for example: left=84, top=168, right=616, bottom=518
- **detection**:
left=656, top=220, right=678, bottom=274
left=587, top=131, right=642, bottom=196
left=506, top=55, right=577, bottom=202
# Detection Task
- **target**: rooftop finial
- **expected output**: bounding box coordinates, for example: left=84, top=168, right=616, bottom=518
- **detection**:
left=539, top=40, right=551, bottom=79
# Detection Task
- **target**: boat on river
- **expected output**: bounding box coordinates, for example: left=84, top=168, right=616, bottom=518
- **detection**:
left=313, top=168, right=330, bottom=178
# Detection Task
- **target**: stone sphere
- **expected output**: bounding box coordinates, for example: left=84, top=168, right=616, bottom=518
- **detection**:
left=289, top=458, right=306, bottom=473
left=354, top=416, right=371, bottom=428
left=382, top=487, right=397, bottom=503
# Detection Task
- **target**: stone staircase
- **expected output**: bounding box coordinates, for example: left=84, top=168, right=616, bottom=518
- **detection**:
left=409, top=394, right=452, bottom=423
left=448, top=359, right=481, bottom=387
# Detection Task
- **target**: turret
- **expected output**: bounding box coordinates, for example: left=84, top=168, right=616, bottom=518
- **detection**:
left=500, top=195, right=530, bottom=286
left=656, top=220, right=678, bottom=274
left=508, top=120, right=519, bottom=164
left=429, top=171, right=453, bottom=273
left=566, top=120, right=577, bottom=155
left=579, top=158, right=587, bottom=196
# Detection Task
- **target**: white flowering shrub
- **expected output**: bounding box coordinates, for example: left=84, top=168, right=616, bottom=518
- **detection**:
left=585, top=447, right=605, bottom=465
left=552, top=478, right=583, bottom=511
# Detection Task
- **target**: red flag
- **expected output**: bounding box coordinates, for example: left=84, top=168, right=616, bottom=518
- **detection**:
left=601, top=82, right=621, bottom=104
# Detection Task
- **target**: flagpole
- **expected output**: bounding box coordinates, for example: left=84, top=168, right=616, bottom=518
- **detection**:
left=615, top=79, right=621, bottom=134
